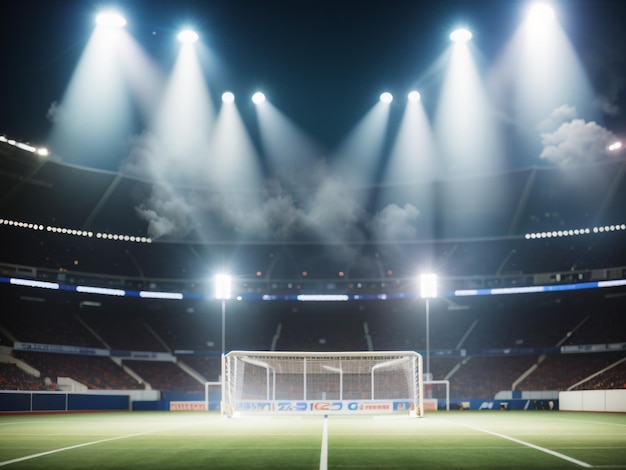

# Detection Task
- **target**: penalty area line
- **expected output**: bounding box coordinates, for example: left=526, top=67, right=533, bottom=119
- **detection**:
left=320, top=415, right=328, bottom=470
left=446, top=420, right=593, bottom=468
left=0, top=423, right=202, bottom=467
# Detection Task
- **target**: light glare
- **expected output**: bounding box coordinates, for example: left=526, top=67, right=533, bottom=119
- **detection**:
left=380, top=92, right=393, bottom=104
left=215, top=274, right=232, bottom=300
left=450, top=28, right=472, bottom=43
left=527, top=3, right=556, bottom=24
left=420, top=273, right=438, bottom=299
left=408, top=91, right=421, bottom=102
left=95, top=12, right=127, bottom=29
left=222, top=91, right=235, bottom=104
left=252, top=92, right=266, bottom=104
left=177, top=29, right=199, bottom=43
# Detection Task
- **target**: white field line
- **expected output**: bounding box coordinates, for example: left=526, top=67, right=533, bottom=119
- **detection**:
left=0, top=422, right=203, bottom=467
left=446, top=420, right=593, bottom=468
left=320, top=416, right=329, bottom=470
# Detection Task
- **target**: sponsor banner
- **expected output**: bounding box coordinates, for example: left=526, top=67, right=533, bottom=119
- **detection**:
left=13, top=341, right=109, bottom=356
left=234, top=401, right=273, bottom=412
left=561, top=342, right=625, bottom=354
left=170, top=401, right=207, bottom=411
left=423, top=399, right=438, bottom=411
left=235, top=400, right=404, bottom=413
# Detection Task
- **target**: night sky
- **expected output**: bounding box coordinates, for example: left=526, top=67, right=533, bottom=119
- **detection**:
left=1, top=0, right=624, bottom=163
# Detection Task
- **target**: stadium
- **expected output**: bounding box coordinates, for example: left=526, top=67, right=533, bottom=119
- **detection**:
left=0, top=0, right=625, bottom=468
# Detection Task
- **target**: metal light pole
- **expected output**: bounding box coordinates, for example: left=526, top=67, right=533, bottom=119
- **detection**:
left=215, top=274, right=232, bottom=356
left=420, top=273, right=437, bottom=378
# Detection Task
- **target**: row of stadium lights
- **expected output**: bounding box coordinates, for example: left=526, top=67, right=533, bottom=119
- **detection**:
left=3, top=216, right=624, bottom=245
left=0, top=136, right=48, bottom=157
left=525, top=224, right=626, bottom=239
left=0, top=218, right=152, bottom=243
left=96, top=11, right=481, bottom=106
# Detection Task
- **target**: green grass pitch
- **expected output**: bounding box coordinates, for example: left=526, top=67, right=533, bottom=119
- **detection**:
left=0, top=411, right=625, bottom=469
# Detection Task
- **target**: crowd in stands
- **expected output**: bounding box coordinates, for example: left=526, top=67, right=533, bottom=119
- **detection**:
left=0, top=363, right=50, bottom=391
left=0, top=283, right=624, bottom=398
left=11, top=351, right=144, bottom=390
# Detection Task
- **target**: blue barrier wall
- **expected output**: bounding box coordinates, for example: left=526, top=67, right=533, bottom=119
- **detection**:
left=0, top=392, right=129, bottom=412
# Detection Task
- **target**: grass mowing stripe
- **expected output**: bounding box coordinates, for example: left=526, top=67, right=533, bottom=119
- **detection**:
left=447, top=420, right=593, bottom=468
left=320, top=415, right=328, bottom=470
left=0, top=422, right=203, bottom=467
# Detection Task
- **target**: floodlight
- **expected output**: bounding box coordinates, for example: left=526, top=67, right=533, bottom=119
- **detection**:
left=608, top=141, right=622, bottom=152
left=380, top=92, right=393, bottom=104
left=222, top=91, right=235, bottom=104
left=420, top=273, right=437, bottom=299
left=177, top=29, right=199, bottom=44
left=450, top=28, right=472, bottom=43
left=527, top=3, right=555, bottom=24
left=215, top=274, right=232, bottom=300
left=408, top=91, right=421, bottom=102
left=95, top=12, right=127, bottom=29
left=36, top=148, right=49, bottom=156
left=252, top=92, right=266, bottom=104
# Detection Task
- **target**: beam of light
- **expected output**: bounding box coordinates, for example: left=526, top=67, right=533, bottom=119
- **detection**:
left=255, top=99, right=324, bottom=185
left=149, top=33, right=215, bottom=182
left=384, top=89, right=436, bottom=185
left=48, top=23, right=134, bottom=168
left=252, top=92, right=266, bottom=104
left=222, top=91, right=235, bottom=103
left=115, top=34, right=164, bottom=122
left=380, top=92, right=393, bottom=104
left=177, top=29, right=199, bottom=44
left=95, top=11, right=126, bottom=29
left=487, top=2, right=595, bottom=151
left=450, top=28, right=472, bottom=43
left=208, top=89, right=263, bottom=192
left=432, top=40, right=508, bottom=239
left=434, top=41, right=503, bottom=175
left=330, top=99, right=392, bottom=191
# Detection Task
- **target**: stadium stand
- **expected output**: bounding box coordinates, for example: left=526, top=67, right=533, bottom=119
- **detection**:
left=0, top=143, right=625, bottom=398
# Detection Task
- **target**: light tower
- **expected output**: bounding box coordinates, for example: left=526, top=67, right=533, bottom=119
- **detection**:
left=420, top=273, right=438, bottom=379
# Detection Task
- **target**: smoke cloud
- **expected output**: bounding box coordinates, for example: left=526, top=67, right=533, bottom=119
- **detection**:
left=369, top=203, right=420, bottom=240
left=538, top=106, right=619, bottom=166
left=46, top=101, right=63, bottom=123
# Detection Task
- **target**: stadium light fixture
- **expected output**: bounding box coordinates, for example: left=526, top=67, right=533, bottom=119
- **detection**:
left=420, top=273, right=437, bottom=379
left=450, top=28, right=472, bottom=43
left=608, top=141, right=622, bottom=152
left=177, top=29, right=199, bottom=44
left=408, top=91, right=421, bottom=102
left=215, top=274, right=232, bottom=355
left=252, top=92, right=266, bottom=104
left=95, top=12, right=127, bottom=29
left=380, top=92, right=393, bottom=104
left=222, top=91, right=235, bottom=104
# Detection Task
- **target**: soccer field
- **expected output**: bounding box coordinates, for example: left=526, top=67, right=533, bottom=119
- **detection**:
left=0, top=411, right=625, bottom=469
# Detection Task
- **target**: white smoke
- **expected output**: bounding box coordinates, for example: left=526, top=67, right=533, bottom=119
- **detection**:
left=538, top=106, right=619, bottom=166
left=46, top=101, right=64, bottom=123
left=136, top=186, right=195, bottom=239
left=370, top=203, right=420, bottom=240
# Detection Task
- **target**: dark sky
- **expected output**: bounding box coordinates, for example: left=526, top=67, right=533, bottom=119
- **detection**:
left=1, top=0, right=625, bottom=165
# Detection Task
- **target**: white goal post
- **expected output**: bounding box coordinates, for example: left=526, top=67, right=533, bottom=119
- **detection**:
left=222, top=351, right=423, bottom=417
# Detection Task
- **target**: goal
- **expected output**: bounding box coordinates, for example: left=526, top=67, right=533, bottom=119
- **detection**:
left=222, top=351, right=423, bottom=417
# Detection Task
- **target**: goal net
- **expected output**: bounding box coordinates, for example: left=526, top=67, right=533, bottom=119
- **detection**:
left=222, top=351, right=423, bottom=417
